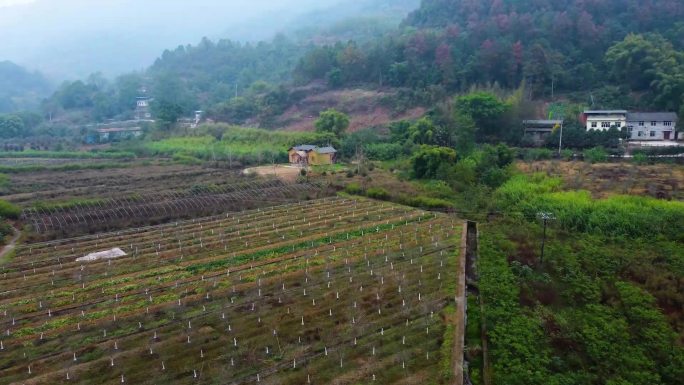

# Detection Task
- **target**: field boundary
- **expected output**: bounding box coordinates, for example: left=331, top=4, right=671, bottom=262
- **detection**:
left=452, top=221, right=469, bottom=385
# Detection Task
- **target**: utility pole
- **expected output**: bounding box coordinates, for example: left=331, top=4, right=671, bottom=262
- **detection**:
left=558, top=120, right=564, bottom=156
left=537, top=212, right=555, bottom=265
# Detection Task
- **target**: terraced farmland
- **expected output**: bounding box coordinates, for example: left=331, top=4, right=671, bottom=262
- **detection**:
left=0, top=197, right=462, bottom=384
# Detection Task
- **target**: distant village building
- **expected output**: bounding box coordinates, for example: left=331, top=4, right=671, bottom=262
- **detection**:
left=288, top=145, right=337, bottom=166
left=523, top=120, right=563, bottom=146
left=626, top=112, right=678, bottom=141
left=179, top=111, right=204, bottom=129
left=94, top=127, right=143, bottom=143
left=582, top=110, right=628, bottom=131
left=194, top=111, right=203, bottom=127
left=135, top=97, right=152, bottom=121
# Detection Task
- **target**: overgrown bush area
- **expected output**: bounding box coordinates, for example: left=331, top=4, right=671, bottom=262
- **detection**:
left=494, top=174, right=684, bottom=240
left=141, top=125, right=337, bottom=166
left=476, top=175, right=684, bottom=385
left=0, top=199, right=21, bottom=219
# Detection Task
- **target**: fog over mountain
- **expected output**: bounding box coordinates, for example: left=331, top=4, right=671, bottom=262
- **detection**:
left=0, top=0, right=387, bottom=80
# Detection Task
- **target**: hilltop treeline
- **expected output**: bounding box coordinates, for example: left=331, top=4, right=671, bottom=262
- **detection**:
left=7, top=0, right=684, bottom=134
left=297, top=0, right=683, bottom=108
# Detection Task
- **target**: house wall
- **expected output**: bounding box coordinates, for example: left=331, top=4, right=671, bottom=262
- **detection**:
left=627, top=120, right=677, bottom=140
left=585, top=114, right=627, bottom=131
left=309, top=152, right=334, bottom=165
left=524, top=130, right=551, bottom=146
left=288, top=150, right=305, bottom=164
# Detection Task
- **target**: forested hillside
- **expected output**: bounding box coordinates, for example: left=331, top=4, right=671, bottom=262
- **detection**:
left=297, top=0, right=684, bottom=109
left=11, top=0, right=684, bottom=135
left=0, top=61, right=52, bottom=113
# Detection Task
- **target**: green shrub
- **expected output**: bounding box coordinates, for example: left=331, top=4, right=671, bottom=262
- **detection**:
left=560, top=149, right=574, bottom=161
left=366, top=187, right=389, bottom=200
left=519, top=148, right=554, bottom=161
left=632, top=152, right=649, bottom=165
left=583, top=146, right=608, bottom=163
left=0, top=173, right=9, bottom=188
left=411, top=146, right=457, bottom=179
left=0, top=223, right=14, bottom=239
left=402, top=195, right=453, bottom=209
left=0, top=200, right=20, bottom=219
left=365, top=143, right=403, bottom=161
left=172, top=153, right=202, bottom=165
left=344, top=183, right=362, bottom=195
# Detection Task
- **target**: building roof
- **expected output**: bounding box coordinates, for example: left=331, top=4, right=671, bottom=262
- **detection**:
left=290, top=145, right=318, bottom=152
left=315, top=146, right=337, bottom=154
left=289, top=145, right=338, bottom=154
left=583, top=110, right=628, bottom=115
left=627, top=112, right=678, bottom=122
left=96, top=127, right=142, bottom=133
left=523, top=120, right=563, bottom=125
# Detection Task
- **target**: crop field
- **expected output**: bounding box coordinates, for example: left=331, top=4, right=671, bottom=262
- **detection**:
left=0, top=158, right=123, bottom=167
left=22, top=178, right=324, bottom=238
left=0, top=162, right=329, bottom=240
left=1, top=163, right=241, bottom=205
left=0, top=197, right=462, bottom=384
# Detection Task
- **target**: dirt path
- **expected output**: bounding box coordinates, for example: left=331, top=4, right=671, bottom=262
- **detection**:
left=243, top=165, right=302, bottom=182
left=0, top=226, right=20, bottom=264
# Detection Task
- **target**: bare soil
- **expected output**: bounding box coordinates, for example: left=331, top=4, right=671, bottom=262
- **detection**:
left=243, top=165, right=302, bottom=182
left=276, top=88, right=425, bottom=132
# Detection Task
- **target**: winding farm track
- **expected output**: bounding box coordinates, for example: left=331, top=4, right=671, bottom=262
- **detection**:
left=0, top=226, right=20, bottom=264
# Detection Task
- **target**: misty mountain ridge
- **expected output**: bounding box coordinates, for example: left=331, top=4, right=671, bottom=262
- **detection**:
left=0, top=0, right=418, bottom=81
left=0, top=61, right=52, bottom=113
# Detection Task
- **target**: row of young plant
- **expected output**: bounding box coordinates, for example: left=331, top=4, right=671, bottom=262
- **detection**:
left=0, top=201, right=460, bottom=384
left=4, top=199, right=409, bottom=288
left=2, top=214, right=431, bottom=333
left=12, top=196, right=389, bottom=267
left=1, top=199, right=436, bottom=337
left=1, top=199, right=413, bottom=312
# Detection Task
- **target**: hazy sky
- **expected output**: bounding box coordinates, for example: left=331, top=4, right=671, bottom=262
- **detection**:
left=0, top=0, right=341, bottom=79
left=0, top=0, right=36, bottom=7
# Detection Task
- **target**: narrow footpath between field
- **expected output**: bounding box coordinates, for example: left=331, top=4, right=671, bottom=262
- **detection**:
left=0, top=225, right=20, bottom=264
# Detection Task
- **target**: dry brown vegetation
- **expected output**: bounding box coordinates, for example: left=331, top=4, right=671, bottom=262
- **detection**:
left=2, top=163, right=240, bottom=206
left=276, top=89, right=424, bottom=132
left=516, top=160, right=684, bottom=200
